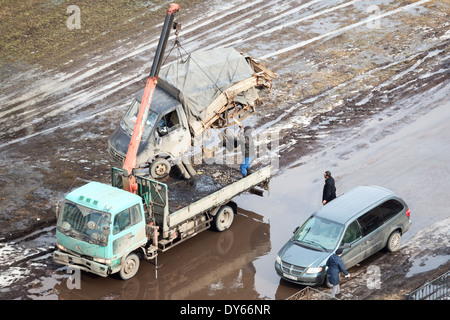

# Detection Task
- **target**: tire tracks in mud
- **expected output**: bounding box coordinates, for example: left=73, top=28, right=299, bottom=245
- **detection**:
left=1, top=0, right=443, bottom=149
left=0, top=226, right=56, bottom=297
left=0, top=0, right=280, bottom=144
left=261, top=0, right=432, bottom=60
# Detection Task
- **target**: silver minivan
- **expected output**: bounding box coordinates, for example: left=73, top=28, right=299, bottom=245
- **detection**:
left=275, top=185, right=411, bottom=287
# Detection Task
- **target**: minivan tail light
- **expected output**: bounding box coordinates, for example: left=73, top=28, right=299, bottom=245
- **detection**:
left=406, top=208, right=410, bottom=218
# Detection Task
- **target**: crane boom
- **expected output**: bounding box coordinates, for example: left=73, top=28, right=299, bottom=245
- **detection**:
left=122, top=3, right=181, bottom=194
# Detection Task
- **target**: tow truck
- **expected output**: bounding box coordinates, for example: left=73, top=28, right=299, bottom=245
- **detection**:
left=53, top=3, right=271, bottom=280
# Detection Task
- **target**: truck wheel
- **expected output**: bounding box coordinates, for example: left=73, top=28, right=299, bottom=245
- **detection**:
left=150, top=158, right=171, bottom=179
left=386, top=230, right=402, bottom=252
left=119, top=253, right=140, bottom=280
left=212, top=205, right=234, bottom=232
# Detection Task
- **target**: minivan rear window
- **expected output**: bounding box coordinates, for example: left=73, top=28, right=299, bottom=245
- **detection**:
left=379, top=199, right=404, bottom=222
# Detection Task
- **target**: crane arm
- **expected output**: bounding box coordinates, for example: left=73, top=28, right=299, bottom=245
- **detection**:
left=122, top=3, right=181, bottom=193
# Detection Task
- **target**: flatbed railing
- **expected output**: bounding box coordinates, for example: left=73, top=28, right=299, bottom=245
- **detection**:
left=111, top=167, right=169, bottom=221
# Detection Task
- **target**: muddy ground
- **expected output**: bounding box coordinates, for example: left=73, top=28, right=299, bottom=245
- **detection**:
left=0, top=0, right=449, bottom=300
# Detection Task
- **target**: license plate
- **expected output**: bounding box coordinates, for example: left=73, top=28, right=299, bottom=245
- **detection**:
left=283, top=273, right=297, bottom=281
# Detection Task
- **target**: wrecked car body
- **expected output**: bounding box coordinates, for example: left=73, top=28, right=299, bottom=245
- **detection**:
left=108, top=47, right=276, bottom=179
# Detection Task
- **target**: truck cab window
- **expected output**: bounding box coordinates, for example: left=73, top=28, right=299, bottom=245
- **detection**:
left=60, top=202, right=84, bottom=230
left=130, top=205, right=143, bottom=225
left=157, top=110, right=180, bottom=136
left=123, top=99, right=158, bottom=139
left=113, top=209, right=131, bottom=235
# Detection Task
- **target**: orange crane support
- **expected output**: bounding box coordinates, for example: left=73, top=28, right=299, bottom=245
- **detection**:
left=122, top=3, right=181, bottom=193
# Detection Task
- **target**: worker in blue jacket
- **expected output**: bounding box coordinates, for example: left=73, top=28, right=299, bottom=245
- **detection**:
left=239, top=126, right=254, bottom=177
left=326, top=248, right=350, bottom=298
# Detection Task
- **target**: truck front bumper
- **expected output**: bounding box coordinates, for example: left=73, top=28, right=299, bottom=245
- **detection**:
left=53, top=249, right=111, bottom=278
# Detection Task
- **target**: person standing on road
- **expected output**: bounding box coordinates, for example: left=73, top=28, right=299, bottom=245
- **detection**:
left=326, top=248, right=350, bottom=298
left=240, top=126, right=254, bottom=177
left=322, top=170, right=336, bottom=205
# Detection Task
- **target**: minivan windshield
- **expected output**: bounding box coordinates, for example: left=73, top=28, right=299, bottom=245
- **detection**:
left=293, top=215, right=344, bottom=252
left=57, top=201, right=111, bottom=247
left=122, top=99, right=159, bottom=139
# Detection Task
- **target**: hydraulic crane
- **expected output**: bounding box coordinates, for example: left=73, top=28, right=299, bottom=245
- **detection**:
left=122, top=3, right=181, bottom=194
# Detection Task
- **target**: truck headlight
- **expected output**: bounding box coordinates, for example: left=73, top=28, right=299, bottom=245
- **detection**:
left=306, top=267, right=323, bottom=274
left=93, top=257, right=111, bottom=265
left=276, top=255, right=281, bottom=264
left=57, top=244, right=66, bottom=252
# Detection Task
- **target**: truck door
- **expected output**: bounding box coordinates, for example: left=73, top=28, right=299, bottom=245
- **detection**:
left=111, top=204, right=146, bottom=262
left=156, top=108, right=191, bottom=158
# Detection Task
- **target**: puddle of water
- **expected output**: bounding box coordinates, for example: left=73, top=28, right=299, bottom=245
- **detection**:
left=406, top=254, right=450, bottom=278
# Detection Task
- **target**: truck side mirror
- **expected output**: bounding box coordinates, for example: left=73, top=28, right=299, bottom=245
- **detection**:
left=55, top=201, right=63, bottom=219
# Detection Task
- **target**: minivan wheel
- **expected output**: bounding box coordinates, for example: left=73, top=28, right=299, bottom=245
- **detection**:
left=386, top=231, right=402, bottom=252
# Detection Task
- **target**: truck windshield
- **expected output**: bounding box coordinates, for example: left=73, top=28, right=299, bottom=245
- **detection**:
left=122, top=99, right=159, bottom=139
left=57, top=201, right=111, bottom=247
left=293, top=216, right=344, bottom=252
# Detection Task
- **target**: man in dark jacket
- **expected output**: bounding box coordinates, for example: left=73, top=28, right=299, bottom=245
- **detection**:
left=326, top=248, right=350, bottom=298
left=322, top=170, right=336, bottom=205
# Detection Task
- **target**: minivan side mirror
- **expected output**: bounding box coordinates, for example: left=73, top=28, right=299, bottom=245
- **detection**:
left=340, top=243, right=351, bottom=249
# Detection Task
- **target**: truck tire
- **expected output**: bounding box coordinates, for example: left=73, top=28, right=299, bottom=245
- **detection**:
left=119, top=253, right=140, bottom=280
left=212, top=205, right=234, bottom=232
left=150, top=158, right=171, bottom=179
left=386, top=230, right=402, bottom=252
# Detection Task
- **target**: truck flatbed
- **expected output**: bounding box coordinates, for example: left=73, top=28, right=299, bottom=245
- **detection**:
left=136, top=162, right=265, bottom=214
left=167, top=164, right=240, bottom=213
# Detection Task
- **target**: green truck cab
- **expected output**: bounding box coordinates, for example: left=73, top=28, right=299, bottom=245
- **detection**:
left=53, top=179, right=149, bottom=279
